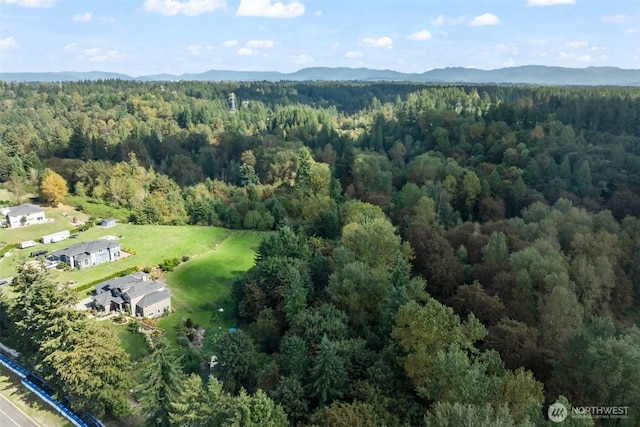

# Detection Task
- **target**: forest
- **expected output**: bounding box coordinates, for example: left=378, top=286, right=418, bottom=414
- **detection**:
left=0, top=79, right=639, bottom=426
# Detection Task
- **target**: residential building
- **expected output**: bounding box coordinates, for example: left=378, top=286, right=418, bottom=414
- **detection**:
left=49, top=240, right=121, bottom=269
left=92, top=272, right=171, bottom=318
left=3, top=204, right=46, bottom=227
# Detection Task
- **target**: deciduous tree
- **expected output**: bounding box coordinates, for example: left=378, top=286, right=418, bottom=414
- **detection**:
left=39, top=168, right=68, bottom=205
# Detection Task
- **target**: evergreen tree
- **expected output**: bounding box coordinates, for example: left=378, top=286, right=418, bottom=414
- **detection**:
left=308, top=335, right=348, bottom=406
left=137, top=342, right=187, bottom=427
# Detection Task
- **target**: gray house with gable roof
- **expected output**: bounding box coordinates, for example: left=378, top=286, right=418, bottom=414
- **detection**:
left=3, top=203, right=46, bottom=227
left=50, top=239, right=121, bottom=269
left=92, top=272, right=171, bottom=318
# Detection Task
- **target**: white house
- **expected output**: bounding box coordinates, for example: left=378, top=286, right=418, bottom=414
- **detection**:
left=49, top=239, right=121, bottom=269
left=5, top=204, right=45, bottom=227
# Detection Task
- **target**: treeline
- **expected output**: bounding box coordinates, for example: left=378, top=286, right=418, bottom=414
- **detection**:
left=1, top=80, right=639, bottom=224
left=1, top=80, right=639, bottom=425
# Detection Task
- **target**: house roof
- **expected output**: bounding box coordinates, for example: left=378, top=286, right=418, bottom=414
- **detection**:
left=8, top=203, right=43, bottom=217
left=51, top=240, right=119, bottom=259
left=136, top=289, right=171, bottom=309
left=93, top=292, right=112, bottom=307
left=95, top=272, right=149, bottom=294
left=126, top=280, right=165, bottom=300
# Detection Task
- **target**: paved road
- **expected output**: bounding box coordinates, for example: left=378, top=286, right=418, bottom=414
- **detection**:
left=0, top=393, right=39, bottom=427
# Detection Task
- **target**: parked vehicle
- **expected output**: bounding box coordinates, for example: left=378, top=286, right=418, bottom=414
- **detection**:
left=19, top=240, right=37, bottom=249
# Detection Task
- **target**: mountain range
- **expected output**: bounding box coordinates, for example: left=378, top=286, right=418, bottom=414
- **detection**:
left=1, top=65, right=639, bottom=86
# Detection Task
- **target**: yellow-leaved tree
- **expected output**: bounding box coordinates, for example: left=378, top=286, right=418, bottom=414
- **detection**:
left=40, top=168, right=68, bottom=206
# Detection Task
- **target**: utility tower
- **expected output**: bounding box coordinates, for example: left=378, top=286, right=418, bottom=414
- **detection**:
left=229, top=93, right=237, bottom=113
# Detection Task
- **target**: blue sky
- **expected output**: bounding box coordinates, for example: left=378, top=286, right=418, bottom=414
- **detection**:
left=0, top=0, right=638, bottom=75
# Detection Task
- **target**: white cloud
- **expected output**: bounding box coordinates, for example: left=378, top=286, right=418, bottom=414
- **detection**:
left=558, top=51, right=592, bottom=63
left=237, top=47, right=256, bottom=55
left=64, top=43, right=77, bottom=50
left=142, top=0, right=227, bottom=17
left=0, top=36, right=18, bottom=50
left=236, top=0, right=305, bottom=18
left=527, top=0, right=575, bottom=6
left=528, top=38, right=549, bottom=46
left=502, top=59, right=517, bottom=67
left=470, top=13, right=500, bottom=26
left=626, top=28, right=640, bottom=35
left=0, top=0, right=55, bottom=7
left=245, top=39, right=275, bottom=48
left=82, top=47, right=101, bottom=56
left=602, top=14, right=633, bottom=24
left=73, top=12, right=92, bottom=22
left=290, top=53, right=313, bottom=64
left=407, top=30, right=432, bottom=41
left=590, top=46, right=606, bottom=53
left=93, top=50, right=125, bottom=62
left=187, top=44, right=202, bottom=54
left=82, top=47, right=125, bottom=62
left=187, top=44, right=216, bottom=55
left=566, top=40, right=588, bottom=48
left=344, top=51, right=363, bottom=58
left=431, top=15, right=445, bottom=26
left=431, top=14, right=467, bottom=26
left=495, top=43, right=519, bottom=54
left=362, top=36, right=393, bottom=48
left=223, top=40, right=238, bottom=47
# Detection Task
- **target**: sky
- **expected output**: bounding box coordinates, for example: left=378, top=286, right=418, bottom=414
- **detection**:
left=0, top=0, right=639, bottom=76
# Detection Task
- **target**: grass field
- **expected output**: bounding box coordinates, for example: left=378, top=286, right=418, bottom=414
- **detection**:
left=0, top=192, right=265, bottom=362
left=159, top=231, right=263, bottom=348
left=0, top=220, right=231, bottom=287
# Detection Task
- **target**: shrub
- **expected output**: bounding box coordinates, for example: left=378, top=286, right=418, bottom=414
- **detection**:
left=159, top=257, right=181, bottom=272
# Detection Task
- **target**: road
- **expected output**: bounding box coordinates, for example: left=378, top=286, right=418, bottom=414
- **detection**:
left=0, top=393, right=39, bottom=427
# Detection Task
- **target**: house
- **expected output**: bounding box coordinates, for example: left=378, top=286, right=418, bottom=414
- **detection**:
left=4, top=204, right=46, bottom=227
left=41, top=230, right=70, bottom=244
left=49, top=239, right=121, bottom=269
left=99, top=217, right=116, bottom=228
left=92, top=272, right=171, bottom=318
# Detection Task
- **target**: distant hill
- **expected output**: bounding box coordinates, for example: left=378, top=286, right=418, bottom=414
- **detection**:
left=0, top=71, right=134, bottom=82
left=2, top=66, right=638, bottom=86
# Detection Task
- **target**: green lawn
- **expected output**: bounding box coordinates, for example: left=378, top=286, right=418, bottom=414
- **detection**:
left=0, top=204, right=89, bottom=247
left=0, top=222, right=230, bottom=286
left=115, top=324, right=151, bottom=361
left=159, top=231, right=263, bottom=348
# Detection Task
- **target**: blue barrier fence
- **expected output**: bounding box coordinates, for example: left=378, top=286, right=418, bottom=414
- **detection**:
left=1, top=345, right=105, bottom=427
left=0, top=353, right=28, bottom=378
left=21, top=378, right=88, bottom=427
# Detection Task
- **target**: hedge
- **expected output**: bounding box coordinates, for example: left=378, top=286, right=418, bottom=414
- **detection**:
left=0, top=243, right=19, bottom=258
left=75, top=266, right=139, bottom=294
